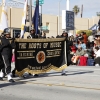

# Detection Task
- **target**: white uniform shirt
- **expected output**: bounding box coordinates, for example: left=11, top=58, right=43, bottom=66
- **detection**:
left=88, top=35, right=94, bottom=42
left=95, top=49, right=100, bottom=58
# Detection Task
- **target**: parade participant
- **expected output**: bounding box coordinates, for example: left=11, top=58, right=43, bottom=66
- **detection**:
left=27, top=27, right=39, bottom=77
left=27, top=28, right=38, bottom=39
left=0, top=33, right=5, bottom=76
left=61, top=32, right=73, bottom=75
left=0, top=28, right=15, bottom=82
left=42, top=33, right=46, bottom=38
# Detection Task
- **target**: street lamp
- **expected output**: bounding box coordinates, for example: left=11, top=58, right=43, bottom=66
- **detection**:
left=97, top=12, right=100, bottom=19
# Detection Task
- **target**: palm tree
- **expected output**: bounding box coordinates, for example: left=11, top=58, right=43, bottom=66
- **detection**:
left=73, top=5, right=80, bottom=16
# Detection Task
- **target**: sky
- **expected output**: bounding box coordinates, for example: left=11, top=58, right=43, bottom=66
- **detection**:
left=2, top=0, right=100, bottom=18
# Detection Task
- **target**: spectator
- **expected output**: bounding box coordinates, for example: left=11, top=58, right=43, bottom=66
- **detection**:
left=82, top=32, right=88, bottom=44
left=88, top=33, right=94, bottom=43
left=94, top=47, right=100, bottom=66
left=77, top=33, right=84, bottom=42
left=71, top=45, right=85, bottom=64
left=76, top=41, right=86, bottom=50
left=97, top=27, right=100, bottom=35
left=70, top=41, right=77, bottom=54
left=79, top=41, right=86, bottom=50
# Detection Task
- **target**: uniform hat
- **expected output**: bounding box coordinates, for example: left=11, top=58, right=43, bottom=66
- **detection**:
left=3, top=28, right=10, bottom=35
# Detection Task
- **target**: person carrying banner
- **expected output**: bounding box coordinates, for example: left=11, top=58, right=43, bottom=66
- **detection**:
left=61, top=32, right=73, bottom=75
left=27, top=27, right=39, bottom=77
left=0, top=28, right=15, bottom=82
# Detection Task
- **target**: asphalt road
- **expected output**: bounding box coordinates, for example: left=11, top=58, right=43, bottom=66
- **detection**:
left=0, top=65, right=100, bottom=100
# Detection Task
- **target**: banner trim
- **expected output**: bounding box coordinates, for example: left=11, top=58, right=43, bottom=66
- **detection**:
left=16, top=64, right=67, bottom=76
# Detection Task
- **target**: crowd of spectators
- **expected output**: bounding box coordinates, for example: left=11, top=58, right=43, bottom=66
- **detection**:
left=61, top=28, right=100, bottom=67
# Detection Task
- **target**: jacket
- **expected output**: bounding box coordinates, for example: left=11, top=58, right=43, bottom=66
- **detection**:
left=0, top=36, right=15, bottom=56
left=83, top=34, right=88, bottom=44
left=27, top=34, right=38, bottom=39
left=75, top=49, right=85, bottom=56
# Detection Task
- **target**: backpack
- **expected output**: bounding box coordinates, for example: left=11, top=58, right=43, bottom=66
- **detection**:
left=78, top=56, right=87, bottom=66
left=87, top=59, right=94, bottom=66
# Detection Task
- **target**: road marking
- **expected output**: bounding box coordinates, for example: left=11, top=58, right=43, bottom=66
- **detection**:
left=22, top=81, right=100, bottom=91
left=1, top=79, right=100, bottom=91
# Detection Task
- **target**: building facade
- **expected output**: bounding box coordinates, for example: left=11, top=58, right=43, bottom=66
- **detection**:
left=0, top=7, right=99, bottom=37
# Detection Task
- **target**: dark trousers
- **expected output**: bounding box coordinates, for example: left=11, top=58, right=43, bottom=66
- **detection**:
left=67, top=54, right=73, bottom=66
left=0, top=55, right=5, bottom=72
left=2, top=55, right=12, bottom=75
left=95, top=57, right=100, bottom=65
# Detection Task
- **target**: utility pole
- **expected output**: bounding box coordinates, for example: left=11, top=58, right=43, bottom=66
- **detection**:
left=29, top=0, right=32, bottom=30
left=66, top=0, right=70, bottom=32
left=66, top=0, right=69, bottom=10
left=58, top=1, right=60, bottom=35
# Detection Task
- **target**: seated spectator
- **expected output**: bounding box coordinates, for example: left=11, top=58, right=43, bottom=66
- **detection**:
left=70, top=41, right=77, bottom=54
left=71, top=45, right=85, bottom=65
left=94, top=47, right=100, bottom=67
left=76, top=41, right=86, bottom=50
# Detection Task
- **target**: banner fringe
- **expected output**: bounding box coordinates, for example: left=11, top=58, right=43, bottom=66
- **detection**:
left=16, top=64, right=67, bottom=76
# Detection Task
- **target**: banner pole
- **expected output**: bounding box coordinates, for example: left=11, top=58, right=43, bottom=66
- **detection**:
left=29, top=0, right=32, bottom=30
left=64, top=40, right=67, bottom=64
left=10, top=7, right=12, bottom=33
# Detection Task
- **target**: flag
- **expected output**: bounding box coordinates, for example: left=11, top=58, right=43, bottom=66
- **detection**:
left=32, top=0, right=39, bottom=34
left=0, top=0, right=8, bottom=32
left=20, top=0, right=28, bottom=38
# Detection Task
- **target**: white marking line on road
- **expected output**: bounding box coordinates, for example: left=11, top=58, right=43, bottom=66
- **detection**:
left=22, top=81, right=100, bottom=91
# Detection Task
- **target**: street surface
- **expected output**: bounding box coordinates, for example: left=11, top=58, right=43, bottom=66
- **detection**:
left=0, top=64, right=100, bottom=100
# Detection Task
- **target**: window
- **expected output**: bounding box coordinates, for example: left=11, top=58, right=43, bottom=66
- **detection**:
left=13, top=29, right=21, bottom=38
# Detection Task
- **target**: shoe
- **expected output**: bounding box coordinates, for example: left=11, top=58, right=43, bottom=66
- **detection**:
left=9, top=79, right=15, bottom=83
left=11, top=74, right=16, bottom=77
left=0, top=77, right=3, bottom=81
left=61, top=73, right=66, bottom=75
left=95, top=64, right=100, bottom=67
left=34, top=74, right=39, bottom=77
left=22, top=75, right=27, bottom=78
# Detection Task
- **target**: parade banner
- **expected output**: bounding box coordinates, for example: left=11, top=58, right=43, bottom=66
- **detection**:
left=15, top=38, right=67, bottom=76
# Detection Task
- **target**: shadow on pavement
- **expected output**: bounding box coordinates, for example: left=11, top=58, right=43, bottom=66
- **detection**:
left=66, top=71, right=94, bottom=76
left=36, top=70, right=94, bottom=77
left=0, top=81, right=31, bottom=88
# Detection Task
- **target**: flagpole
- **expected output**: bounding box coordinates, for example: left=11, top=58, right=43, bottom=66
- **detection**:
left=10, top=7, right=12, bottom=33
left=40, top=5, right=42, bottom=35
left=29, top=0, right=32, bottom=30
